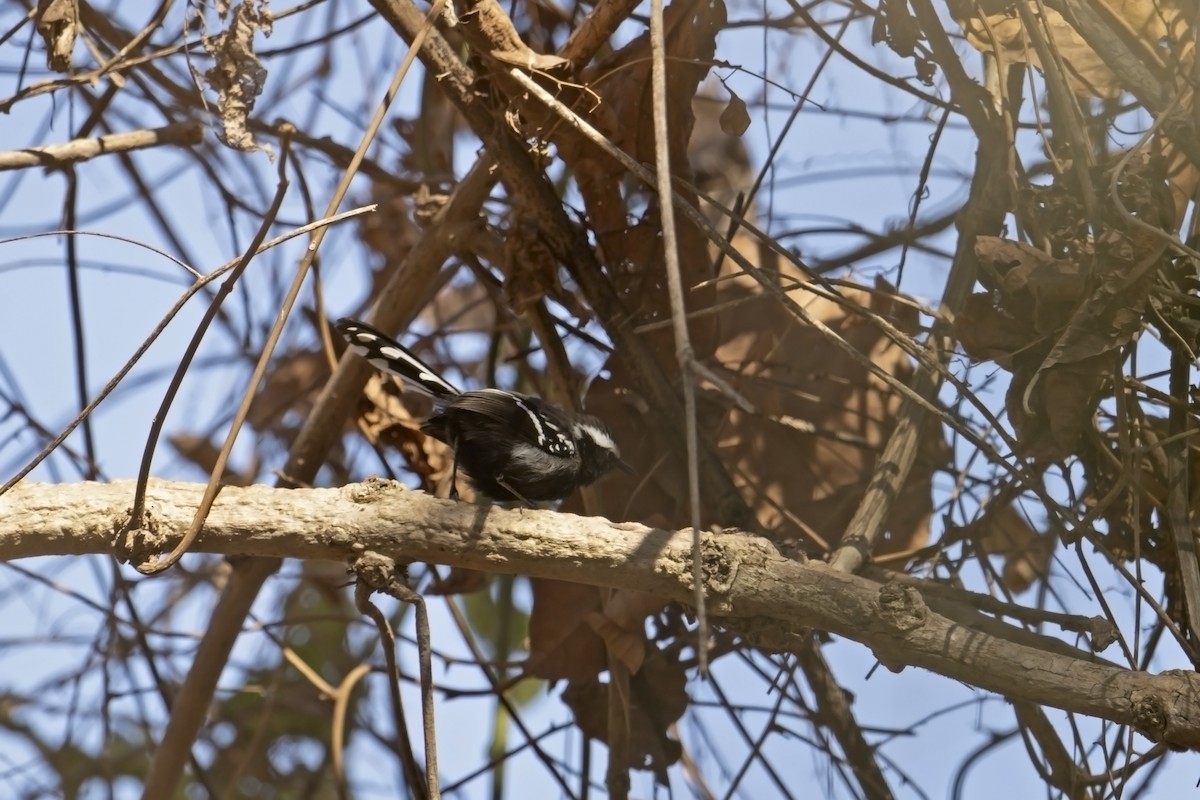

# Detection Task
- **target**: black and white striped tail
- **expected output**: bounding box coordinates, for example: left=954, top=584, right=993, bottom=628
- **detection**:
left=336, top=318, right=461, bottom=399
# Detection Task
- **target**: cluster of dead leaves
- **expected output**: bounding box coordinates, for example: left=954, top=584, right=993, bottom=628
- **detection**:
left=172, top=0, right=954, bottom=781
left=948, top=1, right=1200, bottom=588
left=954, top=0, right=1197, bottom=225
left=957, top=218, right=1168, bottom=463
left=528, top=257, right=951, bottom=778
left=955, top=0, right=1187, bottom=99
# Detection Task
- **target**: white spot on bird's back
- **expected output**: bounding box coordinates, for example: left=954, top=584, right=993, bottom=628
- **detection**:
left=511, top=395, right=547, bottom=443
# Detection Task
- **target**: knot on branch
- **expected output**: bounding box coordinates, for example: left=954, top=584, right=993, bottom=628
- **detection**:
left=345, top=476, right=403, bottom=505
left=110, top=507, right=168, bottom=571
left=700, top=531, right=737, bottom=595
left=877, top=583, right=927, bottom=633
left=1130, top=690, right=1169, bottom=743
left=351, top=550, right=418, bottom=606
left=352, top=550, right=403, bottom=592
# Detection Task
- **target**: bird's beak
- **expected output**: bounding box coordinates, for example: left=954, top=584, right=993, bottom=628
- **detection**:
left=616, top=458, right=635, bottom=475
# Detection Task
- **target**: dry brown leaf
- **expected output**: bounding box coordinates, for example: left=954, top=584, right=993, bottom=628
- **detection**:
left=718, top=89, right=750, bottom=137
left=979, top=237, right=1085, bottom=332
left=1010, top=356, right=1108, bottom=462
left=584, top=611, right=646, bottom=674
left=560, top=650, right=688, bottom=783
left=603, top=588, right=668, bottom=634
left=426, top=568, right=488, bottom=595
left=707, top=265, right=946, bottom=557
left=575, top=257, right=946, bottom=559
left=956, top=293, right=1034, bottom=368
left=350, top=372, right=453, bottom=493
left=202, top=0, right=272, bottom=152
left=1033, top=232, right=1165, bottom=372
left=247, top=351, right=329, bottom=432
left=527, top=578, right=607, bottom=682
left=36, top=0, right=78, bottom=72
left=961, top=179, right=1171, bottom=460
left=956, top=1, right=1184, bottom=99
left=961, top=5, right=1121, bottom=98
left=169, top=434, right=258, bottom=486
left=975, top=502, right=1052, bottom=593
left=528, top=585, right=663, bottom=679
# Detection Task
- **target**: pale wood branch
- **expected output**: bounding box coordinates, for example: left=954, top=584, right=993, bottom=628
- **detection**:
left=4, top=478, right=1200, bottom=749
left=0, top=122, right=203, bottom=171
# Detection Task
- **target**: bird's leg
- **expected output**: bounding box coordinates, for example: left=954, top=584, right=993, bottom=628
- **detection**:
left=495, top=475, right=535, bottom=508
left=448, top=437, right=461, bottom=500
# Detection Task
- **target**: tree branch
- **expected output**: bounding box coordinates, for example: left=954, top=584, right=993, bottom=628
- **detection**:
left=0, top=121, right=203, bottom=171
left=6, top=478, right=1200, bottom=750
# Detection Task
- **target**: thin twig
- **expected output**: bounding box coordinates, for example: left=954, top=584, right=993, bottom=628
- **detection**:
left=355, top=555, right=435, bottom=800
left=331, top=663, right=374, bottom=800
left=131, top=131, right=296, bottom=570
left=140, top=1, right=447, bottom=787
left=0, top=208, right=372, bottom=497
left=648, top=0, right=708, bottom=676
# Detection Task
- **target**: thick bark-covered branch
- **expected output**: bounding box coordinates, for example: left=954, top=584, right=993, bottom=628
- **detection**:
left=4, top=478, right=1200, bottom=749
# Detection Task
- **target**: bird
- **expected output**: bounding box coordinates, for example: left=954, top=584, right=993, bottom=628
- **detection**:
left=337, top=317, right=630, bottom=504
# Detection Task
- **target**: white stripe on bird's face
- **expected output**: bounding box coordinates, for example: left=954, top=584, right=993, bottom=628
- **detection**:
left=574, top=421, right=617, bottom=455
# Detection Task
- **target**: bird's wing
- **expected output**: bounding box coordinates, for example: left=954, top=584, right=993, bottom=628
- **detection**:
left=450, top=390, right=577, bottom=457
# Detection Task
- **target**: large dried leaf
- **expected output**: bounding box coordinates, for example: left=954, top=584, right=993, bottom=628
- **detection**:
left=561, top=650, right=688, bottom=783
left=959, top=203, right=1169, bottom=461
left=576, top=260, right=944, bottom=558
left=349, top=372, right=453, bottom=493
left=247, top=351, right=330, bottom=432
left=955, top=0, right=1184, bottom=99
left=528, top=580, right=663, bottom=680
left=974, top=502, right=1053, bottom=593
left=707, top=268, right=943, bottom=556
left=1009, top=356, right=1107, bottom=462
left=568, top=0, right=727, bottom=361
left=1030, top=229, right=1165, bottom=374
left=36, top=0, right=78, bottom=72
left=527, top=579, right=607, bottom=682
left=202, top=0, right=273, bottom=152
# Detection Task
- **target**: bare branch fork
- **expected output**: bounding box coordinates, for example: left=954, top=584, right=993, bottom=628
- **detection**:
left=5, top=478, right=1200, bottom=751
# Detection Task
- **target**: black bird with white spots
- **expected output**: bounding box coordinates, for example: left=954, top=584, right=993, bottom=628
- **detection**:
left=337, top=318, right=630, bottom=503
